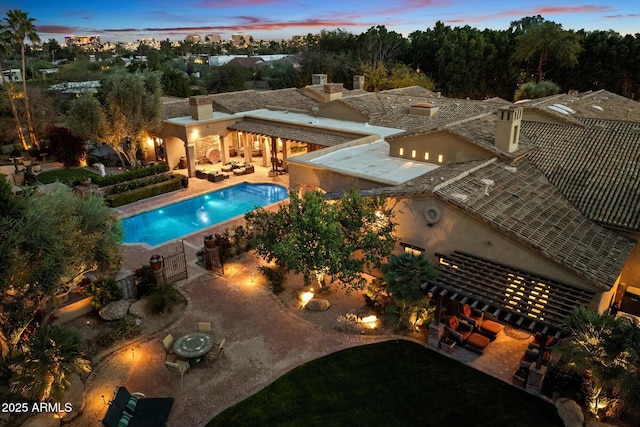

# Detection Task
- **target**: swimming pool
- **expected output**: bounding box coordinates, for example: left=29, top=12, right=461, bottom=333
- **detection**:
left=122, top=183, right=289, bottom=246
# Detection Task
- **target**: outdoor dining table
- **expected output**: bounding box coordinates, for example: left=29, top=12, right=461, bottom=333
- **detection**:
left=173, top=332, right=214, bottom=365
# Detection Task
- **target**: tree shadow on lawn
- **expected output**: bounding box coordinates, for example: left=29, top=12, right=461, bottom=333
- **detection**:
left=208, top=339, right=563, bottom=427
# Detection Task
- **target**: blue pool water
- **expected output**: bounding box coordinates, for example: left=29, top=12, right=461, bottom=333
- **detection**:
left=122, top=183, right=288, bottom=246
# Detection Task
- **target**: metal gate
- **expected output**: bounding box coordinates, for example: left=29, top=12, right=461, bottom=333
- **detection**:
left=162, top=241, right=188, bottom=284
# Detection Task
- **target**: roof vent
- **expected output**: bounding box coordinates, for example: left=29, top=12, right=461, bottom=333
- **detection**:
left=594, top=123, right=606, bottom=130
left=631, top=127, right=640, bottom=134
left=409, top=103, right=439, bottom=117
left=451, top=193, right=468, bottom=202
left=592, top=105, right=604, bottom=111
left=503, top=165, right=517, bottom=173
left=480, top=178, right=494, bottom=195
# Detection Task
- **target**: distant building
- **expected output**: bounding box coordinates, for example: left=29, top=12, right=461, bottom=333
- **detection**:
left=185, top=34, right=202, bottom=44
left=204, top=34, right=223, bottom=44
left=1, top=68, right=22, bottom=84
left=231, top=33, right=251, bottom=48
left=64, top=35, right=101, bottom=50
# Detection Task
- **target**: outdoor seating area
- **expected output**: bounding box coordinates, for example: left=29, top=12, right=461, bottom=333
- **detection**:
left=100, top=386, right=174, bottom=427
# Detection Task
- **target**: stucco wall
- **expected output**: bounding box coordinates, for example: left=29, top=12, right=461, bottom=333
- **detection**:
left=318, top=103, right=369, bottom=123
left=388, top=131, right=493, bottom=164
left=619, top=232, right=640, bottom=288
left=289, top=163, right=390, bottom=193
left=394, top=195, right=598, bottom=295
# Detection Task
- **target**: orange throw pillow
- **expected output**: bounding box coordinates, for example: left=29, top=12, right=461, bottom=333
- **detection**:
left=462, top=304, right=471, bottom=317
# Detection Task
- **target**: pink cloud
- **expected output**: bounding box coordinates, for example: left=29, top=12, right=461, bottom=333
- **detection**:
left=446, top=4, right=613, bottom=25
left=38, top=25, right=79, bottom=34
left=194, top=0, right=281, bottom=8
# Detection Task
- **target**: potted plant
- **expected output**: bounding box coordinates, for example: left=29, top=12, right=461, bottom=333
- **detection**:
left=149, top=254, right=163, bottom=271
left=441, top=336, right=456, bottom=353
left=204, top=234, right=216, bottom=249
left=196, top=249, right=205, bottom=264
left=32, top=162, right=41, bottom=173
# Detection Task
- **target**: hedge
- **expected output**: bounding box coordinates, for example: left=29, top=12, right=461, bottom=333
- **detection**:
left=106, top=174, right=184, bottom=207
left=93, top=162, right=170, bottom=187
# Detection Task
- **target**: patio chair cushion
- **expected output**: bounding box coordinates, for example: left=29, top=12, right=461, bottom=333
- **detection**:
left=117, top=412, right=133, bottom=427
left=125, top=395, right=138, bottom=412
left=479, top=319, right=503, bottom=340
left=465, top=333, right=490, bottom=354
left=447, top=316, right=459, bottom=330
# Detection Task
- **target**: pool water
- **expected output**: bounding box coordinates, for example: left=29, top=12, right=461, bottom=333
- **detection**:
left=122, top=183, right=288, bottom=246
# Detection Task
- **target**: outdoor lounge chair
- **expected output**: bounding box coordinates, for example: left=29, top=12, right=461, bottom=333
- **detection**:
left=208, top=172, right=225, bottom=182
left=206, top=338, right=226, bottom=368
left=165, top=360, right=190, bottom=386
left=100, top=386, right=174, bottom=427
left=459, top=303, right=484, bottom=329
left=444, top=315, right=473, bottom=345
left=161, top=334, right=177, bottom=362
left=198, top=321, right=212, bottom=334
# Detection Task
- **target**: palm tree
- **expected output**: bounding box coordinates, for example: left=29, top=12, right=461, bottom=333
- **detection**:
left=4, top=9, right=41, bottom=149
left=512, top=20, right=582, bottom=83
left=382, top=252, right=439, bottom=329
left=10, top=324, right=91, bottom=402
left=0, top=26, right=28, bottom=150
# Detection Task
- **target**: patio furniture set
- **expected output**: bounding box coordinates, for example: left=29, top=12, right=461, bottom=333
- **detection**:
left=443, top=303, right=504, bottom=354
left=161, top=322, right=227, bottom=386
left=513, top=332, right=558, bottom=387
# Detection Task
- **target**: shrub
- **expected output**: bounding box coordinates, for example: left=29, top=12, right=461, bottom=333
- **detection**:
left=149, top=282, right=180, bottom=314
left=82, top=277, right=122, bottom=309
left=93, top=162, right=169, bottom=187
left=258, top=265, right=286, bottom=294
left=134, top=265, right=156, bottom=296
left=46, top=127, right=86, bottom=167
left=105, top=175, right=182, bottom=207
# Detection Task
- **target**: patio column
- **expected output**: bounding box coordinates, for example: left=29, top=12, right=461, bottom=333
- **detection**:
left=526, top=365, right=547, bottom=395
left=263, top=136, right=272, bottom=168
left=242, top=133, right=252, bottom=162
left=185, top=142, right=196, bottom=178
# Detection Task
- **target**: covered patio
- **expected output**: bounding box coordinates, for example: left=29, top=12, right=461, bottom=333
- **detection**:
left=425, top=251, right=595, bottom=391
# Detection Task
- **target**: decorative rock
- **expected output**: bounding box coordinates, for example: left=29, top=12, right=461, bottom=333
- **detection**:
left=305, top=298, right=331, bottom=311
left=98, top=300, right=130, bottom=321
left=61, top=373, right=84, bottom=422
left=128, top=298, right=149, bottom=319
left=19, top=412, right=60, bottom=427
left=555, top=397, right=584, bottom=427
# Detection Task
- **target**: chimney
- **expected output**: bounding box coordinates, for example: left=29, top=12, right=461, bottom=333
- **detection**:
left=495, top=106, right=522, bottom=153
left=312, top=73, right=328, bottom=85
left=189, top=95, right=213, bottom=121
left=409, top=102, right=439, bottom=117
left=323, top=83, right=343, bottom=102
left=353, top=75, right=365, bottom=90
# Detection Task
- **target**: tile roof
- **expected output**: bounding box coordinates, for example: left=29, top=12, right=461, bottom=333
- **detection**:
left=432, top=158, right=636, bottom=290
left=518, top=89, right=640, bottom=122
left=160, top=96, right=190, bottom=120
left=211, top=88, right=319, bottom=114
left=227, top=119, right=356, bottom=147
left=523, top=119, right=640, bottom=231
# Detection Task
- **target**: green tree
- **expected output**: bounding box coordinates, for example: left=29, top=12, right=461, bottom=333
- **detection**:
left=46, top=126, right=86, bottom=167
left=264, top=59, right=300, bottom=89
left=160, top=67, right=191, bottom=97
left=3, top=9, right=41, bottom=149
left=0, top=184, right=122, bottom=358
left=556, top=307, right=640, bottom=420
left=381, top=252, right=439, bottom=329
left=246, top=187, right=396, bottom=293
left=514, top=80, right=561, bottom=100
left=0, top=26, right=28, bottom=150
left=10, top=324, right=91, bottom=401
left=66, top=94, right=107, bottom=142
left=99, top=69, right=162, bottom=162
left=513, top=20, right=582, bottom=83
left=357, top=25, right=409, bottom=68
left=362, top=62, right=434, bottom=92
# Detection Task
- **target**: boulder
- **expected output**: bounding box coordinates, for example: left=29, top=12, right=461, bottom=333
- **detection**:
left=555, top=397, right=584, bottom=427
left=128, top=298, right=149, bottom=319
left=98, top=300, right=130, bottom=321
left=20, top=412, right=60, bottom=427
left=60, top=373, right=84, bottom=422
left=305, top=298, right=331, bottom=311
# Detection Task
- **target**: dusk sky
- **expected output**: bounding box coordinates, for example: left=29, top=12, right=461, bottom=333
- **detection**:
left=5, top=0, right=640, bottom=45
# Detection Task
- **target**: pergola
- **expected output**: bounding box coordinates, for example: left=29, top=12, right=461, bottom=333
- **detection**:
left=426, top=251, right=595, bottom=340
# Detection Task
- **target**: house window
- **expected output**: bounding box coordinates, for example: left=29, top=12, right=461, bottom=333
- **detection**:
left=411, top=150, right=416, bottom=158
left=399, top=148, right=404, bottom=156
left=438, top=154, right=444, bottom=163
left=402, top=243, right=425, bottom=256
left=424, top=152, right=429, bottom=160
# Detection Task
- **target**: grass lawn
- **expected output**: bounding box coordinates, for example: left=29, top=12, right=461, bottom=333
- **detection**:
left=208, top=340, right=563, bottom=427
left=37, top=167, right=97, bottom=184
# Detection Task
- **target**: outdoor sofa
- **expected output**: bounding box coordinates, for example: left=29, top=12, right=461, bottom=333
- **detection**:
left=100, top=386, right=174, bottom=427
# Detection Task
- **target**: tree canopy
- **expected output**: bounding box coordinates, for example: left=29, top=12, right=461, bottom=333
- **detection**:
left=0, top=181, right=122, bottom=358
left=245, top=187, right=397, bottom=293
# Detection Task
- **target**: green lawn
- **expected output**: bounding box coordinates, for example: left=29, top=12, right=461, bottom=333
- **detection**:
left=37, top=167, right=97, bottom=184
left=208, top=340, right=563, bottom=427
